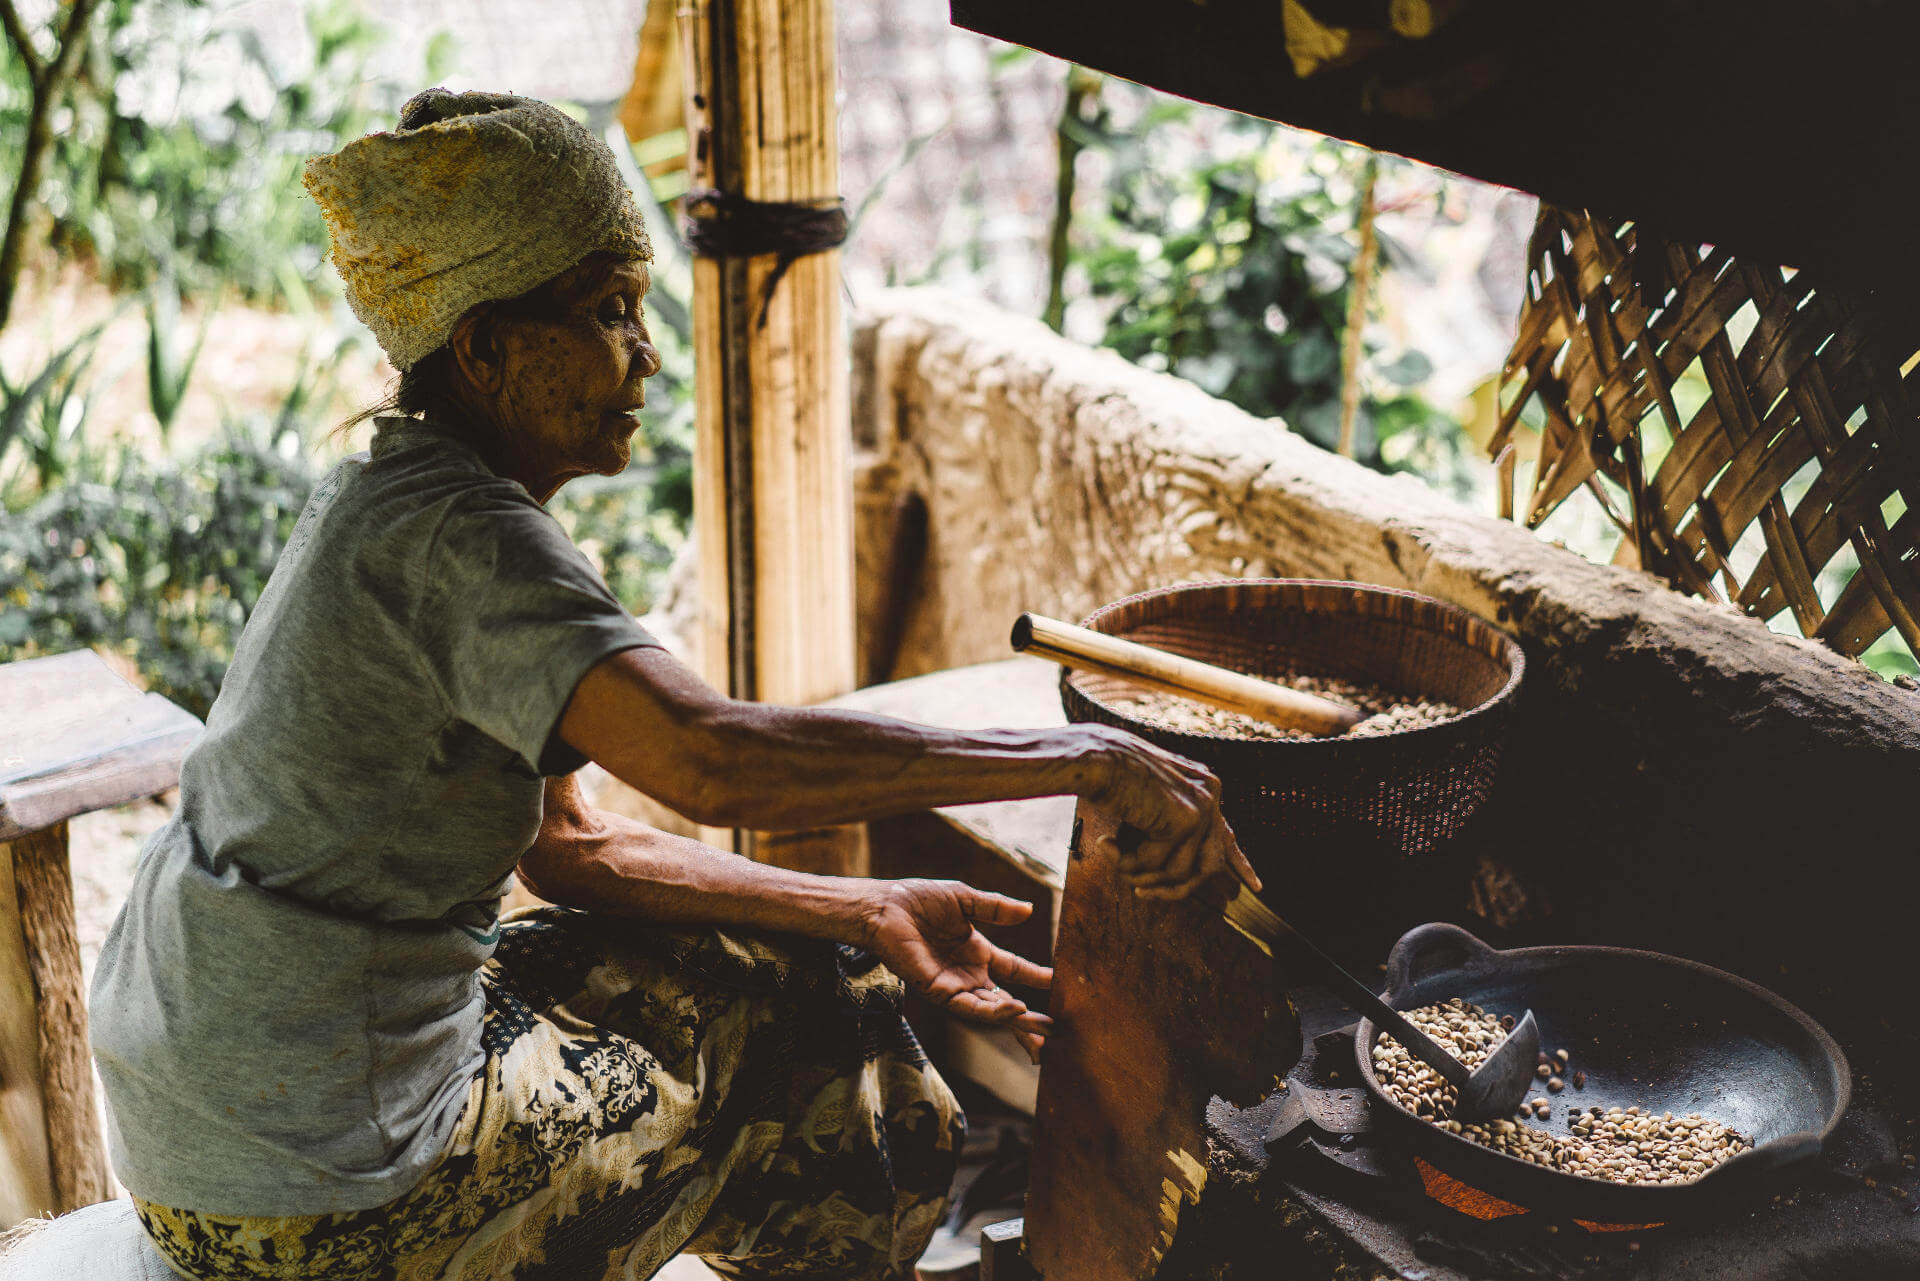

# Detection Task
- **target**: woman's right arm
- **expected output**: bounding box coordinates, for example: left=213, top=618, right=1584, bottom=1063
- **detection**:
left=556, top=645, right=1258, bottom=899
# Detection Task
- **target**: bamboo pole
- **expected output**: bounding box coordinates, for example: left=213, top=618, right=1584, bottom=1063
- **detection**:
left=680, top=0, right=863, bottom=872
left=1011, top=613, right=1363, bottom=737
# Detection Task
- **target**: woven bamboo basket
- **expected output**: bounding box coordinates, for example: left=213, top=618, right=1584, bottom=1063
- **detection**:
left=1060, top=580, right=1524, bottom=860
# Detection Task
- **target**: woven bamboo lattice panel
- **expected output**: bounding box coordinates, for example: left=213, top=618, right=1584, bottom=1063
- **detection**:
left=1491, top=206, right=1920, bottom=661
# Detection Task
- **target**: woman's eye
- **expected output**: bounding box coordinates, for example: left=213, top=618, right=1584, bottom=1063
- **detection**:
left=599, top=298, right=627, bottom=323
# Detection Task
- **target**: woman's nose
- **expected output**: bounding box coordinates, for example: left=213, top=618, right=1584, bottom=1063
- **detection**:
left=635, top=339, right=662, bottom=379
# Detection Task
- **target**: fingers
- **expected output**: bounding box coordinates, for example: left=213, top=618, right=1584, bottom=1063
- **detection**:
left=1119, top=805, right=1260, bottom=900
left=946, top=987, right=1029, bottom=1023
left=1011, top=1010, right=1053, bottom=1036
left=1222, top=826, right=1262, bottom=893
left=987, top=946, right=1053, bottom=991
left=1013, top=1011, right=1053, bottom=1065
left=944, top=988, right=1055, bottom=1032
left=1097, top=741, right=1237, bottom=896
left=957, top=887, right=1034, bottom=928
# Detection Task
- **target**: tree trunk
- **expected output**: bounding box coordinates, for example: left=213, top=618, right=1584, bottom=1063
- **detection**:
left=0, top=0, right=105, bottom=334
left=1335, top=154, right=1379, bottom=459
left=1044, top=66, right=1099, bottom=334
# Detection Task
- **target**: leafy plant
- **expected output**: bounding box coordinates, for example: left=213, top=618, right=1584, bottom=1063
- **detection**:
left=5, top=0, right=406, bottom=305
left=0, top=319, right=112, bottom=504
left=144, top=266, right=212, bottom=440
left=1063, top=81, right=1470, bottom=491
left=0, top=424, right=318, bottom=716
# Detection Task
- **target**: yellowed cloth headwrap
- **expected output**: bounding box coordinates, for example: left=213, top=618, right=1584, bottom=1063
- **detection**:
left=303, top=88, right=653, bottom=370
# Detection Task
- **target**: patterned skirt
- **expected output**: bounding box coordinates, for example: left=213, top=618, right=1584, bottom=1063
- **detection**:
left=133, top=906, right=964, bottom=1281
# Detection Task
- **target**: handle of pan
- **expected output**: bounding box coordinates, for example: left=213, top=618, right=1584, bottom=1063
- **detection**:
left=1383, top=921, right=1502, bottom=998
left=1114, top=821, right=1476, bottom=1092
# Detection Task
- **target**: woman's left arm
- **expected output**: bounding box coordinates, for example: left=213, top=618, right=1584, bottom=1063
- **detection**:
left=519, top=775, right=1053, bottom=1056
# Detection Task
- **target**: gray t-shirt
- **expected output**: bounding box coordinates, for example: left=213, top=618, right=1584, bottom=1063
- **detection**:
left=89, top=416, right=659, bottom=1215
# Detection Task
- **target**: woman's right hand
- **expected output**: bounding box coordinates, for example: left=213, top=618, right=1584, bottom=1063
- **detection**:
left=1071, top=723, right=1261, bottom=900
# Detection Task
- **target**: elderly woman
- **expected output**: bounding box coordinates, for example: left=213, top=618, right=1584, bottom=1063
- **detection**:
left=88, top=91, right=1256, bottom=1281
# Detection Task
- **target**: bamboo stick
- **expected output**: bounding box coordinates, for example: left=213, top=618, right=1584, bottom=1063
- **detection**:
left=1010, top=613, right=1363, bottom=737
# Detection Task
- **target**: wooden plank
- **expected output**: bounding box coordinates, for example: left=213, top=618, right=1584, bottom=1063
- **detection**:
left=0, top=650, right=129, bottom=726
left=823, top=656, right=1064, bottom=731
left=1025, top=801, right=1301, bottom=1281
left=945, top=1021, right=1039, bottom=1115
left=7, top=824, right=109, bottom=1212
left=0, top=696, right=201, bottom=841
left=0, top=838, right=56, bottom=1226
left=682, top=0, right=857, bottom=870
left=825, top=658, right=1075, bottom=889
left=0, top=650, right=201, bottom=841
left=936, top=796, right=1074, bottom=893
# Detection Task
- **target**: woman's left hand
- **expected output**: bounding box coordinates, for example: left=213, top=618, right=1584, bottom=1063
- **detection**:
left=859, top=879, right=1054, bottom=1064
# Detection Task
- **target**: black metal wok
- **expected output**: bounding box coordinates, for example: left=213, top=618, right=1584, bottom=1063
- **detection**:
left=1351, top=922, right=1851, bottom=1221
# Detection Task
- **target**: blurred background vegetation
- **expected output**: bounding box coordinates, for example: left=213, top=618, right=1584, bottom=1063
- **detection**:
left=1, top=0, right=696, bottom=715
left=2, top=0, right=1907, bottom=718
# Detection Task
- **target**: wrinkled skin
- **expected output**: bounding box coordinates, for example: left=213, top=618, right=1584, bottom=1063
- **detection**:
left=442, top=252, right=662, bottom=502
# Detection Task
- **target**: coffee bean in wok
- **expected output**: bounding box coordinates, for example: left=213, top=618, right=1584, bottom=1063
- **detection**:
left=1370, top=999, right=1753, bottom=1186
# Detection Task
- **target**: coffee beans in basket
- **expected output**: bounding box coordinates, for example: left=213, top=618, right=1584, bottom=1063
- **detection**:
left=1371, top=998, right=1752, bottom=1185
left=1106, top=676, right=1460, bottom=740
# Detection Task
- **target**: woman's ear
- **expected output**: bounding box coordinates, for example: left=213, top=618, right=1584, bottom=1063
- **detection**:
left=447, top=308, right=507, bottom=397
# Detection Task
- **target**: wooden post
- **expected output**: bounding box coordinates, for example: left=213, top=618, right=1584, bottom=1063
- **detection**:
left=0, top=649, right=204, bottom=1224
left=1, top=824, right=111, bottom=1214
left=0, top=832, right=58, bottom=1225
left=680, top=0, right=865, bottom=873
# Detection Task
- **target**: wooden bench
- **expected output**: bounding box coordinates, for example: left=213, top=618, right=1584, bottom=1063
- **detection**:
left=0, top=651, right=201, bottom=1226
left=824, top=657, right=1075, bottom=1112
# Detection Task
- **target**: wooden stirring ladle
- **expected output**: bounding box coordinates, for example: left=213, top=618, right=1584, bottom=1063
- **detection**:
left=1010, top=612, right=1364, bottom=737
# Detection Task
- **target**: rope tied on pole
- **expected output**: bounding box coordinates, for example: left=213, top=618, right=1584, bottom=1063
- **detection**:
left=681, top=187, right=848, bottom=327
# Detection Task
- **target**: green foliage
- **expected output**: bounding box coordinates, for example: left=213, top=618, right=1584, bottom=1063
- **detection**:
left=0, top=9, right=700, bottom=710
left=6, top=0, right=402, bottom=303
left=0, top=320, right=114, bottom=504
left=144, top=268, right=211, bottom=440
left=0, top=416, right=318, bottom=718
left=1068, top=85, right=1470, bottom=491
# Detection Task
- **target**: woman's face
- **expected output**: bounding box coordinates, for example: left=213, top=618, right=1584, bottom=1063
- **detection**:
left=475, top=254, right=663, bottom=500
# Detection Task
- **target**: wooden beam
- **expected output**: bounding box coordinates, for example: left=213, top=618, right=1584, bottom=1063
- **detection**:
left=618, top=0, right=685, bottom=160
left=0, top=650, right=204, bottom=1221
left=0, top=834, right=56, bottom=1225
left=681, top=0, right=862, bottom=872
left=950, top=0, right=1920, bottom=318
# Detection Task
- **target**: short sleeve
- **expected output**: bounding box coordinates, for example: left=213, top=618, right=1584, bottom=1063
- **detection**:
left=418, top=486, right=660, bottom=774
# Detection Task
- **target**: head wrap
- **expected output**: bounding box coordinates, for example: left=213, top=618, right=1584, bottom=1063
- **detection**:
left=303, top=88, right=653, bottom=370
